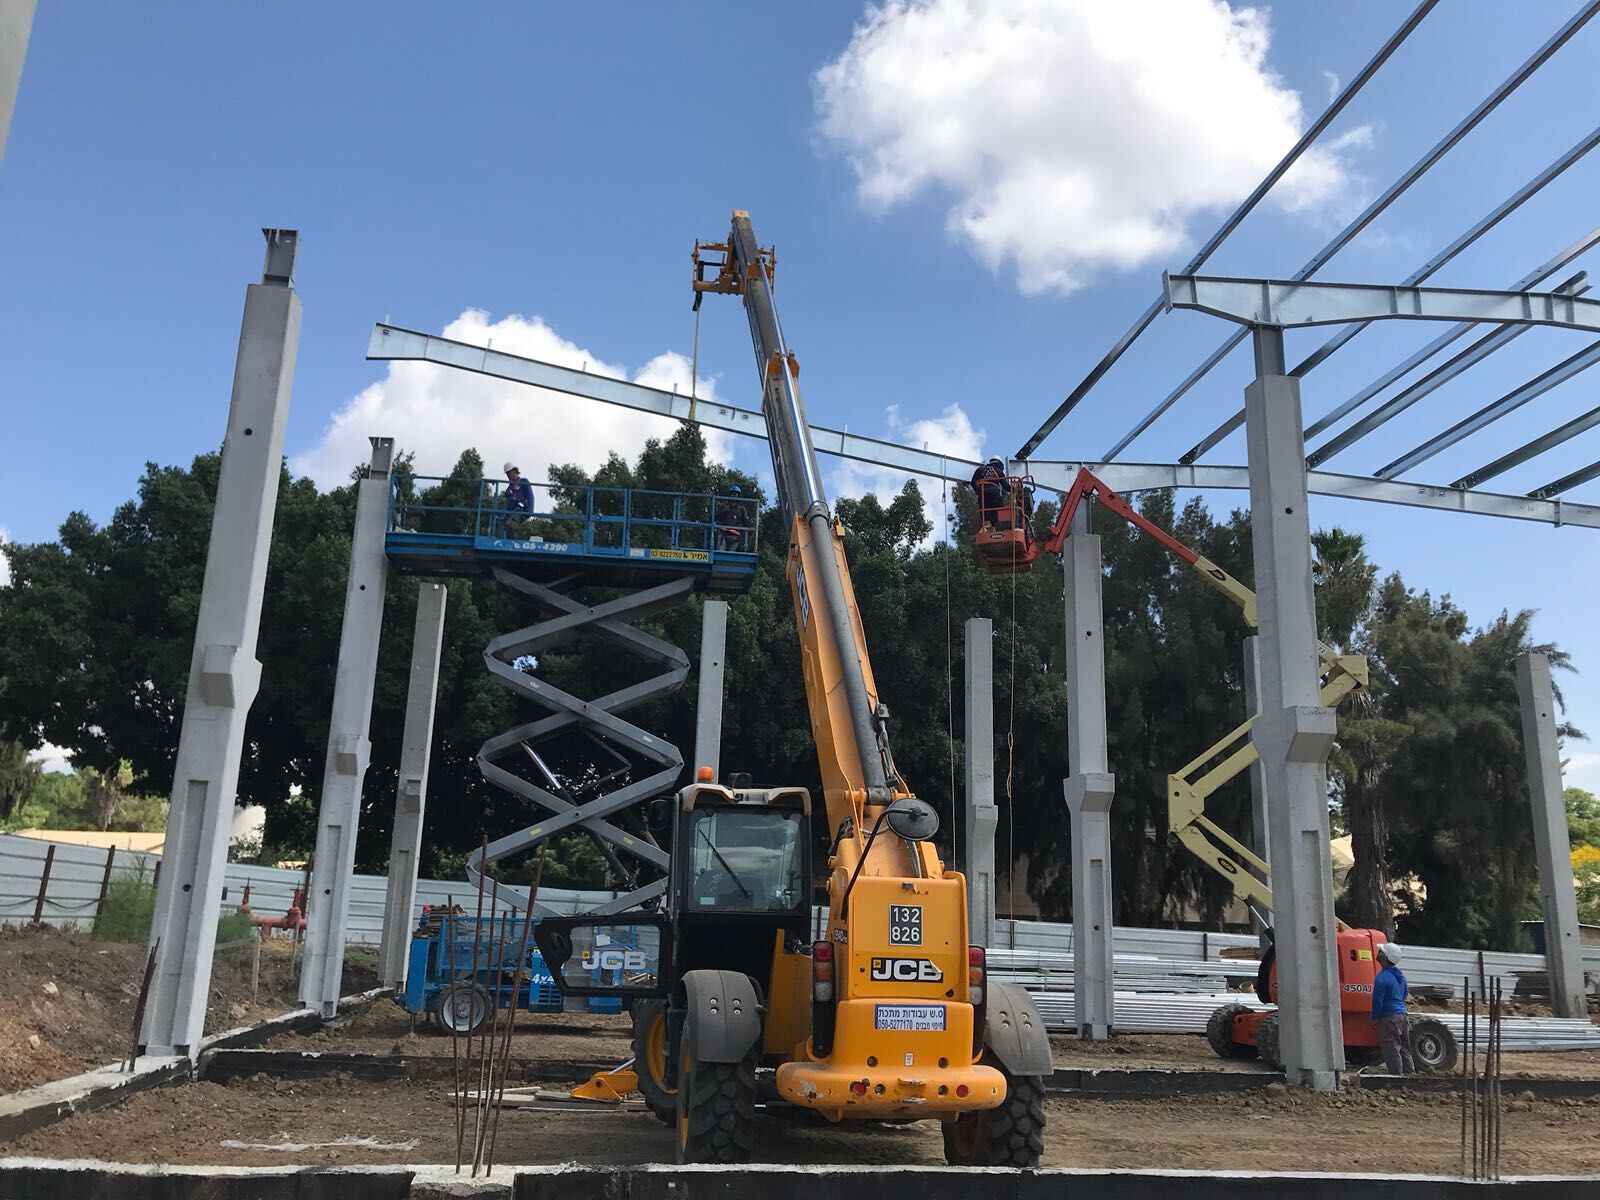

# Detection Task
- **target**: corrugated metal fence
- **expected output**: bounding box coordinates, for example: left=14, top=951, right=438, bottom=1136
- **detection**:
left=4, top=833, right=1596, bottom=999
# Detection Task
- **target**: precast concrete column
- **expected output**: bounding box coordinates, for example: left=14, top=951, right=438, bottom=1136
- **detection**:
left=963, top=618, right=997, bottom=948
left=692, top=600, right=728, bottom=779
left=300, top=436, right=395, bottom=1016
left=1062, top=504, right=1116, bottom=1040
left=1244, top=326, right=1341, bottom=1091
left=142, top=230, right=301, bottom=1057
left=1515, top=652, right=1587, bottom=1017
left=0, top=0, right=35, bottom=165
left=378, top=581, right=448, bottom=991
left=1243, top=636, right=1272, bottom=950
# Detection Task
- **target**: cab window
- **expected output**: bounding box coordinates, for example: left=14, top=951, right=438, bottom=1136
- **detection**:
left=686, top=807, right=805, bottom=912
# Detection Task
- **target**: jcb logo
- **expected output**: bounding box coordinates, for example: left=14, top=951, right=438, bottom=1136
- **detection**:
left=581, top=949, right=648, bottom=972
left=870, top=957, right=943, bottom=983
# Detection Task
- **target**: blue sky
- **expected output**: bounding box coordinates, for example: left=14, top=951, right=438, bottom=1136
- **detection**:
left=3, top=1, right=1599, bottom=790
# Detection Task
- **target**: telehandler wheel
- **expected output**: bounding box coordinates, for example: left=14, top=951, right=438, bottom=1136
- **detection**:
left=1255, top=1013, right=1284, bottom=1072
left=631, top=1000, right=676, bottom=1125
left=941, top=1067, right=1045, bottom=1168
left=673, top=1022, right=756, bottom=1164
left=1205, top=1003, right=1257, bottom=1060
left=1344, top=1045, right=1385, bottom=1068
left=1409, top=1016, right=1458, bottom=1073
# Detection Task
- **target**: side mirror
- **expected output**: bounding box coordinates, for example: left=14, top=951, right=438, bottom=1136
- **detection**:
left=884, top=798, right=940, bottom=842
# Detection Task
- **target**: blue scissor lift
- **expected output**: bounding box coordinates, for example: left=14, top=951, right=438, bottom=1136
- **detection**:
left=385, top=475, right=757, bottom=1018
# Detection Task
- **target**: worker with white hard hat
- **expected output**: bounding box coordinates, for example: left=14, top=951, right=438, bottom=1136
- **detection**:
left=1372, top=942, right=1413, bottom=1075
left=503, top=461, right=533, bottom=539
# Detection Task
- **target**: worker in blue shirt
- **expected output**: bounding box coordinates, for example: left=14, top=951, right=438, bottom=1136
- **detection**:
left=503, top=461, right=533, bottom=538
left=1371, top=943, right=1414, bottom=1075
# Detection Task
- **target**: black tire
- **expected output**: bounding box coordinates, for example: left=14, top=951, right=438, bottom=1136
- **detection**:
left=1254, top=944, right=1276, bottom=1005
left=942, top=1068, right=1045, bottom=1168
left=432, top=982, right=491, bottom=1037
left=1255, top=1013, right=1283, bottom=1071
left=1206, top=1003, right=1257, bottom=1060
left=632, top=999, right=676, bottom=1125
left=673, top=1022, right=756, bottom=1164
left=1409, top=1016, right=1458, bottom=1074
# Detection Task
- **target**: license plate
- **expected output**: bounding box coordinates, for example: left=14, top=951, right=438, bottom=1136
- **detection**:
left=874, top=1004, right=946, bottom=1032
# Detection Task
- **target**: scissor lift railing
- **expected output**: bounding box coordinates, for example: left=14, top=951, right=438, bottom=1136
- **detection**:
left=381, top=477, right=759, bottom=916
left=384, top=476, right=758, bottom=592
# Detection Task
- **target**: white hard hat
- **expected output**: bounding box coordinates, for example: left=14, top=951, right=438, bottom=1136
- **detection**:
left=504, top=462, right=519, bottom=474
left=1378, top=943, right=1402, bottom=964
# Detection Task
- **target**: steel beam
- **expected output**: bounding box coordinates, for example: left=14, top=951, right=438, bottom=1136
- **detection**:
left=1455, top=403, right=1600, bottom=489
left=692, top=600, right=728, bottom=779
left=1181, top=133, right=1600, bottom=463
left=1307, top=271, right=1592, bottom=467
left=1164, top=274, right=1600, bottom=334
left=142, top=230, right=301, bottom=1057
left=1515, top=653, right=1588, bottom=1018
left=1009, top=0, right=1440, bottom=461
left=963, top=618, right=998, bottom=949
left=300, top=437, right=395, bottom=1017
left=1377, top=339, right=1600, bottom=478
left=1063, top=504, right=1116, bottom=1040
left=370, top=325, right=1600, bottom=526
left=1530, top=459, right=1600, bottom=499
left=1244, top=327, right=1342, bottom=1091
left=1100, top=1, right=1598, bottom=462
left=378, top=581, right=448, bottom=991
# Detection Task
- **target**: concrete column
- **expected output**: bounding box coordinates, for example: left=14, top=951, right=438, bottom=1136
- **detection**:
left=378, top=581, right=448, bottom=991
left=691, top=600, right=728, bottom=779
left=963, top=618, right=997, bottom=948
left=1062, top=505, right=1116, bottom=1040
left=1244, top=326, right=1341, bottom=1091
left=0, top=0, right=35, bottom=165
left=1515, top=652, right=1586, bottom=1017
left=141, top=230, right=301, bottom=1057
left=1243, top=636, right=1272, bottom=949
left=300, top=436, right=394, bottom=1016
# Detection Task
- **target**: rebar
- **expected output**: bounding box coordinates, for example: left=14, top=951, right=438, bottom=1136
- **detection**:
left=486, top=843, right=548, bottom=1177
left=446, top=895, right=463, bottom=1172
left=471, top=881, right=502, bottom=1175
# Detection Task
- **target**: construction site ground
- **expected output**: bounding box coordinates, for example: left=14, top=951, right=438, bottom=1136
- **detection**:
left=0, top=924, right=378, bottom=1093
left=263, top=1001, right=1600, bottom=1081
left=5, top=1000, right=1599, bottom=1174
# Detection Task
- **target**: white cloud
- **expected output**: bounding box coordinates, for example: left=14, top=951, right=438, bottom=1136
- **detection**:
left=27, top=743, right=73, bottom=774
left=1566, top=751, right=1600, bottom=795
left=814, top=0, right=1371, bottom=294
left=291, top=310, right=735, bottom=488
left=832, top=402, right=984, bottom=548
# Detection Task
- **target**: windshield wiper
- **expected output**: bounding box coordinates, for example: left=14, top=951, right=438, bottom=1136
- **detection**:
left=696, top=825, right=753, bottom=900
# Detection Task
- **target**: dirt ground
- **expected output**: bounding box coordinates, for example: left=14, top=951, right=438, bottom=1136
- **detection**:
left=270, top=999, right=1600, bottom=1081
left=0, top=925, right=379, bottom=1092
left=9, top=1071, right=1600, bottom=1175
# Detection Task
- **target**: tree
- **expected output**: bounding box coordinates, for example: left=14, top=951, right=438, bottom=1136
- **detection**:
left=1313, top=529, right=1407, bottom=935
left=0, top=741, right=42, bottom=822
left=1566, top=787, right=1600, bottom=848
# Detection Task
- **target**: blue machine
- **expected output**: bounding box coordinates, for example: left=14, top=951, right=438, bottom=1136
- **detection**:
left=402, top=911, right=621, bottom=1034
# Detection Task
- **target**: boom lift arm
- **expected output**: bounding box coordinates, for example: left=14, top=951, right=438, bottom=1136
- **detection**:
left=1034, top=468, right=1366, bottom=916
